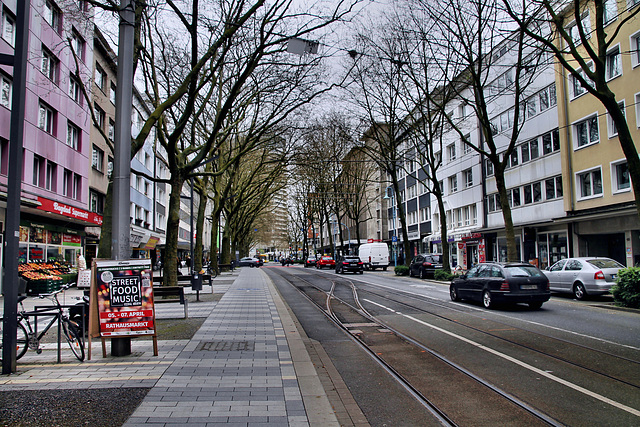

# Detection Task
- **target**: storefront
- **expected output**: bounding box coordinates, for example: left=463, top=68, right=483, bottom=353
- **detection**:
left=18, top=220, right=84, bottom=264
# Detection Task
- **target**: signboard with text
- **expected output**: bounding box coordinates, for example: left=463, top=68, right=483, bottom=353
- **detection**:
left=94, top=259, right=155, bottom=337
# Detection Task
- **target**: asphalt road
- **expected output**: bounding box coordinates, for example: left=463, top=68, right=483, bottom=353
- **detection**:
left=266, top=265, right=640, bottom=426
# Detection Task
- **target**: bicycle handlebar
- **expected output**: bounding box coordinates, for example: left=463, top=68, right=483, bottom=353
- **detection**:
left=37, top=282, right=75, bottom=299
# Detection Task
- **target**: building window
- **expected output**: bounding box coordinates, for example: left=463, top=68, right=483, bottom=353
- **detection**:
left=543, top=129, right=560, bottom=154
left=90, top=189, right=105, bottom=214
left=41, top=47, right=58, bottom=82
left=0, top=73, right=11, bottom=109
left=577, top=168, right=603, bottom=199
left=487, top=193, right=501, bottom=212
left=464, top=168, right=473, bottom=188
left=95, top=63, right=106, bottom=90
left=509, top=149, right=519, bottom=168
left=108, top=119, right=115, bottom=141
left=462, top=134, right=472, bottom=154
left=67, top=122, right=80, bottom=150
left=38, top=102, right=55, bottom=134
left=604, top=0, right=617, bottom=24
left=94, top=104, right=105, bottom=129
left=449, top=174, right=458, bottom=193
left=606, top=46, right=622, bottom=80
left=485, top=159, right=494, bottom=177
left=2, top=8, right=16, bottom=47
left=69, top=74, right=82, bottom=104
left=0, top=138, right=7, bottom=175
left=574, top=115, right=599, bottom=148
left=72, top=173, right=81, bottom=200
left=567, top=13, right=591, bottom=45
left=33, top=155, right=44, bottom=187
left=508, top=187, right=521, bottom=207
left=612, top=161, right=630, bottom=192
left=110, top=83, right=116, bottom=104
left=545, top=176, right=563, bottom=200
left=43, top=0, right=61, bottom=33
left=607, top=101, right=625, bottom=138
left=420, top=207, right=431, bottom=222
left=62, top=169, right=71, bottom=197
left=70, top=29, right=85, bottom=61
left=447, top=143, right=456, bottom=161
left=45, top=161, right=56, bottom=191
left=92, top=145, right=104, bottom=172
left=632, top=31, right=640, bottom=68
left=520, top=138, right=540, bottom=163
left=523, top=182, right=542, bottom=205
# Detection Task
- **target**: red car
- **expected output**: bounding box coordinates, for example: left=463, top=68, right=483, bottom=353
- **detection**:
left=316, top=256, right=335, bottom=269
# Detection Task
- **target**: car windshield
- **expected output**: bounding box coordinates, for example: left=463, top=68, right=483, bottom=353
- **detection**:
left=322, top=257, right=333, bottom=260
left=429, top=255, right=443, bottom=263
left=588, top=259, right=624, bottom=269
left=505, top=265, right=544, bottom=277
left=344, top=257, right=360, bottom=261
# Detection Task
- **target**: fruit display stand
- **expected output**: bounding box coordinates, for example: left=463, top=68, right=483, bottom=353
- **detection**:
left=19, top=262, right=74, bottom=295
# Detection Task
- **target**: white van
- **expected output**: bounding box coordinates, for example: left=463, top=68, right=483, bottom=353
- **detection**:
left=358, top=243, right=389, bottom=271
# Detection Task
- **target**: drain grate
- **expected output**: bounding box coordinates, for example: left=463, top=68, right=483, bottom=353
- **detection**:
left=197, top=341, right=255, bottom=352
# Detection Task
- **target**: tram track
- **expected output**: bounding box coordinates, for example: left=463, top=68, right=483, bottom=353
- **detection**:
left=272, top=268, right=563, bottom=426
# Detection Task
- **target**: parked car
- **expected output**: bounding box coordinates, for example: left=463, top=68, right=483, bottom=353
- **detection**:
left=238, top=257, right=261, bottom=267
left=409, top=254, right=444, bottom=279
left=543, top=257, right=624, bottom=300
left=336, top=255, right=364, bottom=274
left=304, top=257, right=317, bottom=268
left=358, top=243, right=389, bottom=271
left=316, top=256, right=335, bottom=269
left=450, top=262, right=550, bottom=309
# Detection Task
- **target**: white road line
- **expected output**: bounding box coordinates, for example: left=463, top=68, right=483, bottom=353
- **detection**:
left=363, top=299, right=640, bottom=417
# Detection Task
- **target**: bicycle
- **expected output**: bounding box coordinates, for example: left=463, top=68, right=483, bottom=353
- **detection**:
left=1, top=283, right=85, bottom=362
left=206, top=264, right=218, bottom=279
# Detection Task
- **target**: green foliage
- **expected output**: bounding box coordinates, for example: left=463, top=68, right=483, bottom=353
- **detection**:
left=434, top=269, right=454, bottom=282
left=394, top=265, right=409, bottom=276
left=612, top=267, right=640, bottom=308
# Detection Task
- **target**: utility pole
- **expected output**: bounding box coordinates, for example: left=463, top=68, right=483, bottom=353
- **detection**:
left=111, top=0, right=136, bottom=356
left=1, top=0, right=30, bottom=375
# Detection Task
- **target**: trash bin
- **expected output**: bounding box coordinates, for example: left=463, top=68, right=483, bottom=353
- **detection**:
left=191, top=273, right=203, bottom=291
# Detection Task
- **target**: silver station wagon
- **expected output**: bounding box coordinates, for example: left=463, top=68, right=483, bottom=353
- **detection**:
left=543, top=257, right=624, bottom=300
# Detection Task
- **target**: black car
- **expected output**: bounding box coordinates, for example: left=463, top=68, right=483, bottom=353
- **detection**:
left=409, top=254, right=444, bottom=279
left=304, top=257, right=317, bottom=268
left=335, top=255, right=364, bottom=274
left=450, top=262, right=550, bottom=309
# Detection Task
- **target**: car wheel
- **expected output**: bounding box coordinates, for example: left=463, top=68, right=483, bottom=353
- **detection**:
left=529, top=302, right=543, bottom=310
left=359, top=271, right=364, bottom=275
left=573, top=283, right=587, bottom=300
left=482, top=290, right=493, bottom=309
left=450, top=285, right=460, bottom=302
left=250, top=264, right=255, bottom=268
left=409, top=269, right=414, bottom=277
left=420, top=269, right=427, bottom=279
left=383, top=267, right=387, bottom=271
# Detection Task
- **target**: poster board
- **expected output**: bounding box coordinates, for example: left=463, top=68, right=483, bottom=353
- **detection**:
left=88, top=259, right=158, bottom=359
left=77, top=269, right=91, bottom=288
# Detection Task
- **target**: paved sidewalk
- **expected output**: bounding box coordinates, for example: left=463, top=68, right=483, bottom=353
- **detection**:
left=1, top=268, right=339, bottom=426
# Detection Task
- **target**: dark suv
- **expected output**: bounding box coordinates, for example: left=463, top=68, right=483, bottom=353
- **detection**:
left=335, top=255, right=364, bottom=274
left=409, top=254, right=444, bottom=279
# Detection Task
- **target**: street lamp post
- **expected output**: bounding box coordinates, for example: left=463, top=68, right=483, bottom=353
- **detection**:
left=383, top=188, right=397, bottom=266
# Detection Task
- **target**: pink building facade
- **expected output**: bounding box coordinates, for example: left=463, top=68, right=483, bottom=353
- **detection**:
left=0, top=0, right=99, bottom=284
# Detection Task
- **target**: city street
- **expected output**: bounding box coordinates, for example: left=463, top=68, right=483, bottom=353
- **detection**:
left=267, top=265, right=640, bottom=426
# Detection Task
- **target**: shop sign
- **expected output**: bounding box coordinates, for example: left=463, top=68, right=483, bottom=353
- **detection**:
left=143, top=236, right=159, bottom=249
left=63, top=233, right=81, bottom=246
left=36, top=197, right=103, bottom=226
left=93, top=259, right=155, bottom=337
left=462, top=233, right=482, bottom=241
left=407, top=231, right=420, bottom=240
left=130, top=232, right=144, bottom=246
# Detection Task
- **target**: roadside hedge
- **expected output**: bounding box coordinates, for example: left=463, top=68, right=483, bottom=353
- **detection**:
left=394, top=265, right=409, bottom=276
left=434, top=269, right=454, bottom=282
left=612, top=267, right=640, bottom=309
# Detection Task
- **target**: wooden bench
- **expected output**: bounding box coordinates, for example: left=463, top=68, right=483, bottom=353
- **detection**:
left=153, top=286, right=188, bottom=318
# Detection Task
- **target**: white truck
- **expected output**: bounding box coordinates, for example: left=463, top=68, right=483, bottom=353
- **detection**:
left=358, top=243, right=390, bottom=271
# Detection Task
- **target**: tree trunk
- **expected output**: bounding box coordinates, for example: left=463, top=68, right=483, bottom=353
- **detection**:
left=435, top=192, right=451, bottom=272
left=194, top=188, right=207, bottom=274
left=97, top=180, right=114, bottom=259
left=163, top=176, right=186, bottom=286
left=494, top=168, right=518, bottom=262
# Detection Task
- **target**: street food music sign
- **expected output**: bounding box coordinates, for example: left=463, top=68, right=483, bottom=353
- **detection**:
left=94, top=259, right=155, bottom=337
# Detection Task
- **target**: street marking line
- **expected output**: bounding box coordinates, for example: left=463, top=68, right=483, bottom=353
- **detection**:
left=364, top=299, right=640, bottom=417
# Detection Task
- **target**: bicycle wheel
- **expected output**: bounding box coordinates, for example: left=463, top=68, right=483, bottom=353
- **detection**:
left=62, top=319, right=85, bottom=361
left=0, top=318, right=28, bottom=361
